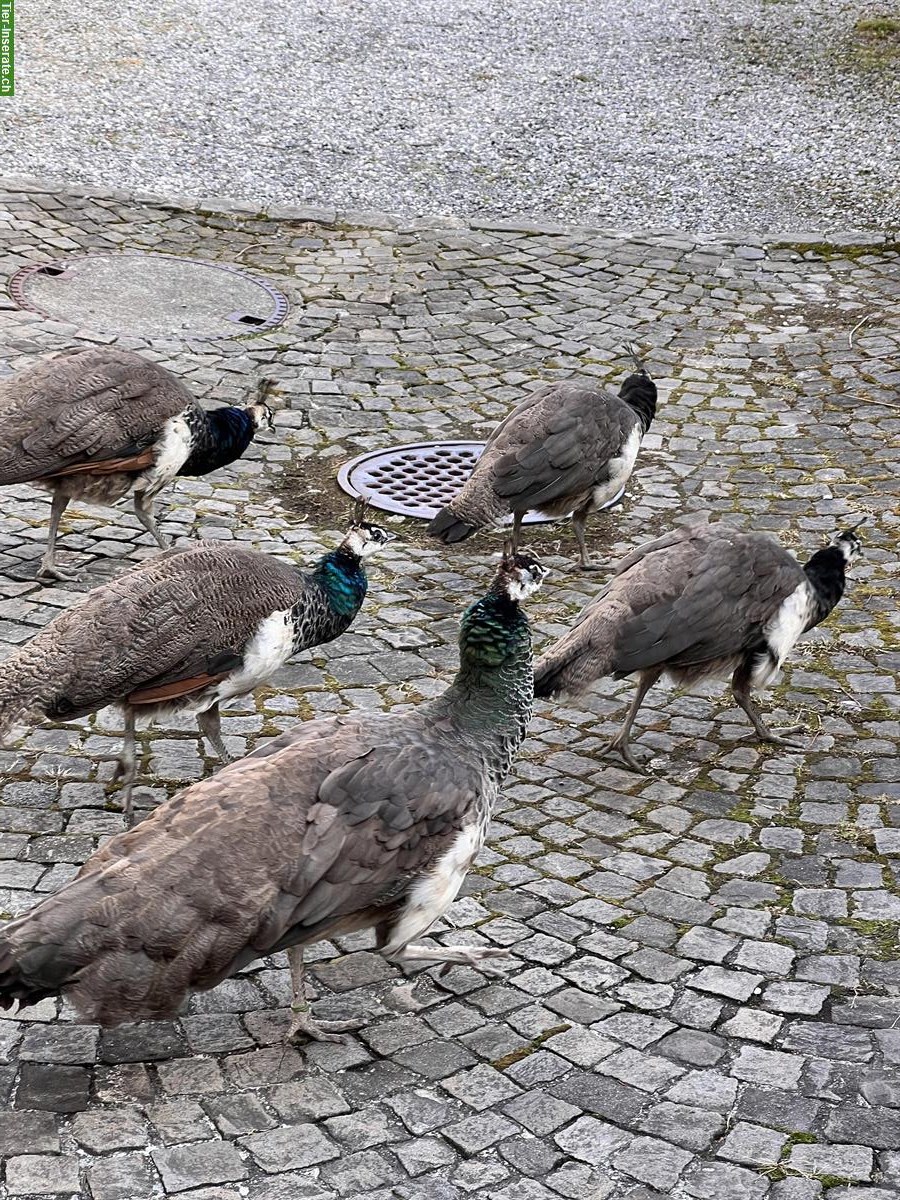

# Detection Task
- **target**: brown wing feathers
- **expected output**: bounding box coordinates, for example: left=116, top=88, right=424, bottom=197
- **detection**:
left=0, top=718, right=474, bottom=1023
left=0, top=348, right=195, bottom=484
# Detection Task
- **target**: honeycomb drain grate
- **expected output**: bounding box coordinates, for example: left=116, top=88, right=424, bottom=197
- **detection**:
left=336, top=441, right=557, bottom=524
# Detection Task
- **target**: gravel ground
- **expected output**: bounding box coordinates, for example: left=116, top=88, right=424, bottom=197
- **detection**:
left=2, top=0, right=899, bottom=233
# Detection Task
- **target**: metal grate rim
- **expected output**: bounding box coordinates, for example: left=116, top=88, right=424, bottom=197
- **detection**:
left=336, top=441, right=558, bottom=524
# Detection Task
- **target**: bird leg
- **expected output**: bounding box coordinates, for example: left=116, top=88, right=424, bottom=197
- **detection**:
left=196, top=703, right=232, bottom=764
left=510, top=511, right=523, bottom=554
left=598, top=668, right=662, bottom=774
left=133, top=492, right=169, bottom=550
left=731, top=676, right=805, bottom=748
left=110, top=707, right=139, bottom=827
left=571, top=508, right=601, bottom=571
left=286, top=946, right=364, bottom=1044
left=390, top=943, right=510, bottom=977
left=37, top=492, right=75, bottom=582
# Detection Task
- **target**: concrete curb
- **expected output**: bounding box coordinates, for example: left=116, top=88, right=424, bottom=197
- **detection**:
left=1, top=173, right=896, bottom=256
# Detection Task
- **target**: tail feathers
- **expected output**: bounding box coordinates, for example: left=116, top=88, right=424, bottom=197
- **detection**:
left=0, top=682, right=45, bottom=743
left=427, top=506, right=480, bottom=544
left=534, top=640, right=612, bottom=700
left=0, top=865, right=252, bottom=1025
left=534, top=655, right=576, bottom=699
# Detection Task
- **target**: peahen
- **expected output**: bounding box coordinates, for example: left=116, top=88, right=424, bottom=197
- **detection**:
left=0, top=551, right=546, bottom=1043
left=427, top=345, right=657, bottom=569
left=535, top=518, right=864, bottom=771
left=0, top=346, right=275, bottom=580
left=0, top=511, right=394, bottom=822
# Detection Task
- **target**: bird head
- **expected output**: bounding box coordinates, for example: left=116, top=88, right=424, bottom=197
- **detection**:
left=245, top=402, right=275, bottom=432
left=244, top=378, right=278, bottom=432
left=496, top=546, right=548, bottom=601
left=341, top=499, right=396, bottom=558
left=830, top=518, right=866, bottom=567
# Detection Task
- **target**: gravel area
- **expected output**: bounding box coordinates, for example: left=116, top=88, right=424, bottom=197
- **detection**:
left=2, top=0, right=899, bottom=233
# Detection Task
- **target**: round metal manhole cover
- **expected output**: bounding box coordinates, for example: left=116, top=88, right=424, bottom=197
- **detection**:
left=9, top=253, right=289, bottom=340
left=336, top=441, right=559, bottom=524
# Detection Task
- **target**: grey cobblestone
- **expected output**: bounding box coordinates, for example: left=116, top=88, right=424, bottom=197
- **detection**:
left=0, top=183, right=897, bottom=1199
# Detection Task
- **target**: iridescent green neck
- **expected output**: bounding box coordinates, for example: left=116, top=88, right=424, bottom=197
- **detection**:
left=440, top=590, right=534, bottom=737
left=313, top=549, right=368, bottom=618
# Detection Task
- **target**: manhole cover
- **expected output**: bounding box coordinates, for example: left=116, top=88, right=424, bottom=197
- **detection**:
left=337, top=441, right=560, bottom=524
left=9, top=253, right=289, bottom=339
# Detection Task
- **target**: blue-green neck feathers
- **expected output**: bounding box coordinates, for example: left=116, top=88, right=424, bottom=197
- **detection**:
left=313, top=548, right=368, bottom=619
left=459, top=591, right=531, bottom=670
left=446, top=589, right=534, bottom=736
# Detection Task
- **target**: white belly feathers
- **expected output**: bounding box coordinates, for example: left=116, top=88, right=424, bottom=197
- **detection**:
left=592, top=424, right=642, bottom=511
left=753, top=582, right=816, bottom=688
left=381, top=821, right=485, bottom=955
left=136, top=412, right=194, bottom=496
left=214, top=608, right=295, bottom=704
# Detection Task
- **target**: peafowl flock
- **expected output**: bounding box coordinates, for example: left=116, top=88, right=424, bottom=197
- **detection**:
left=0, top=512, right=394, bottom=823
left=0, top=552, right=546, bottom=1041
left=534, top=519, right=865, bottom=772
left=427, top=344, right=657, bottom=570
left=0, top=347, right=275, bottom=580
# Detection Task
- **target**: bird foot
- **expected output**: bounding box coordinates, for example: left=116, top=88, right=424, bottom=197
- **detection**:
left=597, top=737, right=651, bottom=775
left=578, top=560, right=604, bottom=572
left=286, top=1008, right=364, bottom=1045
left=752, top=725, right=806, bottom=749
left=436, top=946, right=511, bottom=978
left=36, top=563, right=78, bottom=583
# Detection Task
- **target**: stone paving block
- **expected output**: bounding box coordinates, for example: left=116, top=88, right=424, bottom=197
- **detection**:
left=553, top=1115, right=631, bottom=1163
left=152, top=1141, right=247, bottom=1192
left=612, top=1134, right=694, bottom=1190
left=240, top=1123, right=341, bottom=1172
left=716, top=1120, right=788, bottom=1166
left=87, top=1154, right=160, bottom=1200
left=788, top=1143, right=874, bottom=1182
left=6, top=1154, right=82, bottom=1195
left=0, top=1109, right=60, bottom=1154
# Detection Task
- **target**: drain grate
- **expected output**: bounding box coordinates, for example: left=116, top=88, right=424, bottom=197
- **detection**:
left=9, top=253, right=289, bottom=340
left=336, top=441, right=558, bottom=524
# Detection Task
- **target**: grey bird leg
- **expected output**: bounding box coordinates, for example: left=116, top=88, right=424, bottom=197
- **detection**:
left=110, top=706, right=139, bottom=827
left=133, top=492, right=169, bottom=550
left=196, top=703, right=233, bottom=764
left=731, top=676, right=805, bottom=748
left=286, top=946, right=364, bottom=1044
left=598, top=667, right=663, bottom=774
left=37, top=491, right=75, bottom=582
left=392, top=944, right=510, bottom=975
left=571, top=507, right=601, bottom=571
left=510, top=511, right=523, bottom=554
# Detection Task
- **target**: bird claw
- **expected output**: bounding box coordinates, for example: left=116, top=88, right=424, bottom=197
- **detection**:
left=286, top=1013, right=364, bottom=1045
left=36, top=564, right=78, bottom=583
left=578, top=561, right=604, bottom=572
left=437, top=946, right=510, bottom=978
left=758, top=730, right=806, bottom=750
left=597, top=738, right=652, bottom=775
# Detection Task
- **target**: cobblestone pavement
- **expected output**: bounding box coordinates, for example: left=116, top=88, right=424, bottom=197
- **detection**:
left=0, top=181, right=898, bottom=1200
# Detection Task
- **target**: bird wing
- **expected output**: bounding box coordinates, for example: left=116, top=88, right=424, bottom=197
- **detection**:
left=0, top=348, right=196, bottom=483
left=0, top=713, right=483, bottom=1021
left=26, top=543, right=306, bottom=717
left=485, top=384, right=638, bottom=511
left=605, top=529, right=806, bottom=674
